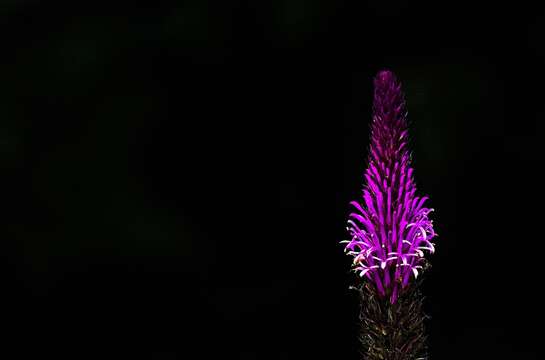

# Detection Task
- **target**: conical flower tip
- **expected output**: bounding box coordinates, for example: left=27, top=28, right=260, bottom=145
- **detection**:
left=343, top=70, right=436, bottom=303
left=375, top=69, right=397, bottom=87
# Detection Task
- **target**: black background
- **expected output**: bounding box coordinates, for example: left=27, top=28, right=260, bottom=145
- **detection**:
left=2, top=1, right=544, bottom=359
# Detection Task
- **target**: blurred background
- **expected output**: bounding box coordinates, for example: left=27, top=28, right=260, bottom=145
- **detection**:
left=2, top=1, right=544, bottom=359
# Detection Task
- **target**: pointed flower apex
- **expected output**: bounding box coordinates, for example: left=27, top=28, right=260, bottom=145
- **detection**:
left=342, top=70, right=437, bottom=303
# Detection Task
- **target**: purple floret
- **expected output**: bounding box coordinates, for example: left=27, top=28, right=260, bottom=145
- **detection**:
left=343, top=70, right=436, bottom=303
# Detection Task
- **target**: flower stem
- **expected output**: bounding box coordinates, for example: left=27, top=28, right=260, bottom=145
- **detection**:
left=353, top=279, right=429, bottom=360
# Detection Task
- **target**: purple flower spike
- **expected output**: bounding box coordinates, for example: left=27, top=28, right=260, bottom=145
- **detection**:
left=343, top=70, right=436, bottom=304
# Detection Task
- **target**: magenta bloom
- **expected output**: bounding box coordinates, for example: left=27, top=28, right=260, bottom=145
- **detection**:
left=343, top=70, right=436, bottom=303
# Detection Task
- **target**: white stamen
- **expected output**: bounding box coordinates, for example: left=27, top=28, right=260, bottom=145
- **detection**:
left=419, top=226, right=427, bottom=240
left=418, top=246, right=434, bottom=253
left=359, top=269, right=370, bottom=277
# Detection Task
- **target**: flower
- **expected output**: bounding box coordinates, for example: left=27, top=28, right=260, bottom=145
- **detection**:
left=342, top=70, right=436, bottom=303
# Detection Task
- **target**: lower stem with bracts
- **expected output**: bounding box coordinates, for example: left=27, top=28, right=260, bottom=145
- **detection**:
left=352, top=278, right=429, bottom=360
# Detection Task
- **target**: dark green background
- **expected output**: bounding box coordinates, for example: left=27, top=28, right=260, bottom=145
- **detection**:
left=2, top=1, right=543, bottom=359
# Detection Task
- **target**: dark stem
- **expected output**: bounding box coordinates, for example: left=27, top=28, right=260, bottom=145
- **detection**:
left=352, top=279, right=429, bottom=360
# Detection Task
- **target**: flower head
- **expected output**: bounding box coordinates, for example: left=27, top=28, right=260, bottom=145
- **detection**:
left=342, top=70, right=436, bottom=303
